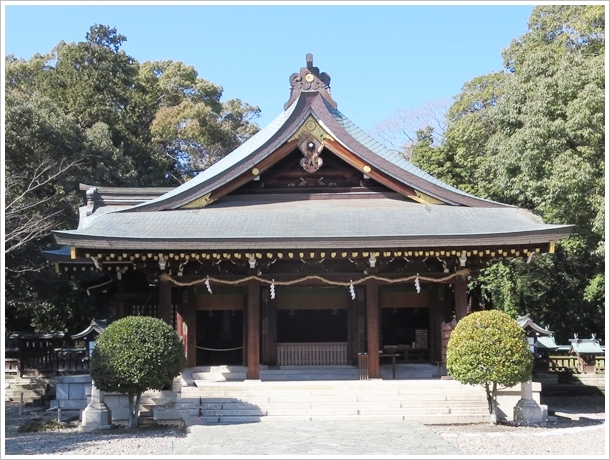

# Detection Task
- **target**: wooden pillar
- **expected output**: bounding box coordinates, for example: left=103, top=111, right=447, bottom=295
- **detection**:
left=261, top=287, right=278, bottom=366
left=455, top=273, right=469, bottom=321
left=429, top=285, right=443, bottom=363
left=158, top=278, right=172, bottom=325
left=347, top=286, right=366, bottom=364
left=177, top=289, right=188, bottom=358
left=246, top=280, right=260, bottom=380
left=115, top=273, right=125, bottom=319
left=186, top=304, right=196, bottom=368
left=366, top=280, right=380, bottom=378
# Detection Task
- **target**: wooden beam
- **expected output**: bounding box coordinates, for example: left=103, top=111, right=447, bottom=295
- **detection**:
left=246, top=279, right=260, bottom=379
left=366, top=280, right=380, bottom=378
left=325, top=139, right=430, bottom=203
left=207, top=140, right=299, bottom=205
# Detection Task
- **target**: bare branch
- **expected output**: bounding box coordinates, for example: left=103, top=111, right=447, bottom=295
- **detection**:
left=5, top=158, right=80, bottom=211
left=4, top=158, right=80, bottom=254
left=370, top=98, right=450, bottom=154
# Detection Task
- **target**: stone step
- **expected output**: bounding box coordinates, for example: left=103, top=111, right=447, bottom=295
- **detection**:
left=571, top=377, right=605, bottom=385
left=10, top=389, right=47, bottom=398
left=177, top=369, right=493, bottom=425
left=177, top=396, right=486, bottom=409
left=13, top=383, right=48, bottom=391
left=176, top=398, right=488, bottom=410
left=193, top=373, right=247, bottom=382
left=180, top=390, right=485, bottom=402
left=188, top=381, right=480, bottom=392
left=185, top=412, right=491, bottom=425
left=175, top=403, right=487, bottom=415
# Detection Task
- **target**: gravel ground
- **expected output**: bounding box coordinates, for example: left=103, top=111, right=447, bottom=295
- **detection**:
left=428, top=395, right=607, bottom=456
left=3, top=395, right=607, bottom=457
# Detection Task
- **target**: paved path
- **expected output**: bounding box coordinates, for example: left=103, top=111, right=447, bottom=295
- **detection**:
left=168, top=420, right=463, bottom=456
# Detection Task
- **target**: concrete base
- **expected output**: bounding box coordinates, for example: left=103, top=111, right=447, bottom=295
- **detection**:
left=154, top=403, right=183, bottom=421
left=513, top=398, right=545, bottom=426
left=79, top=403, right=112, bottom=431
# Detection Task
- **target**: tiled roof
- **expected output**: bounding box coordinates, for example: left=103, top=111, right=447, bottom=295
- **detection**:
left=323, top=100, right=492, bottom=202
left=517, top=313, right=553, bottom=335
left=536, top=336, right=559, bottom=350
left=569, top=339, right=604, bottom=354
left=54, top=193, right=573, bottom=250
left=128, top=100, right=300, bottom=210
left=127, top=91, right=502, bottom=212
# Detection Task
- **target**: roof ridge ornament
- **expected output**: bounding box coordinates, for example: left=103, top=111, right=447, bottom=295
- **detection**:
left=285, top=53, right=337, bottom=109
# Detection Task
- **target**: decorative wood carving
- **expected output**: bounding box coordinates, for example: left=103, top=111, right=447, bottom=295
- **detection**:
left=285, top=53, right=337, bottom=109
left=180, top=192, right=213, bottom=209
left=298, top=134, right=324, bottom=173
left=289, top=115, right=335, bottom=145
left=414, top=190, right=446, bottom=205
left=288, top=116, right=336, bottom=173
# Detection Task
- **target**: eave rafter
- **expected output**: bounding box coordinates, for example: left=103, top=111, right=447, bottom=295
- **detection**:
left=57, top=243, right=555, bottom=276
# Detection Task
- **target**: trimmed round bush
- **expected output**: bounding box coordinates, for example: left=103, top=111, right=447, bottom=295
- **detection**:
left=90, top=316, right=186, bottom=427
left=446, top=310, right=533, bottom=420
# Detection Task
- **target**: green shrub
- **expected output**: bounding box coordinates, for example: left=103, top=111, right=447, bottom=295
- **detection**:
left=90, top=316, right=186, bottom=428
left=446, top=310, right=533, bottom=422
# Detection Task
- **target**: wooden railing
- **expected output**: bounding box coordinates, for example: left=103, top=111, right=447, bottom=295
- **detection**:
left=548, top=355, right=605, bottom=373
left=5, top=358, right=19, bottom=375
left=5, top=347, right=90, bottom=377
left=277, top=342, right=348, bottom=366
left=54, top=348, right=89, bottom=375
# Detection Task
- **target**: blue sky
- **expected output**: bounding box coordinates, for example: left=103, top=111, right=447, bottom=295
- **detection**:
left=2, top=2, right=534, bottom=132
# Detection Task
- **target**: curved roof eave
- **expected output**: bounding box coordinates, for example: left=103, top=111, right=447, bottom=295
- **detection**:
left=124, top=95, right=306, bottom=212
left=314, top=97, right=507, bottom=208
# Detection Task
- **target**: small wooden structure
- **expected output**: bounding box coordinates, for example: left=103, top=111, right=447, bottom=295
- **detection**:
left=517, top=314, right=558, bottom=371
left=71, top=319, right=108, bottom=361
left=4, top=331, right=74, bottom=377
left=569, top=334, right=604, bottom=374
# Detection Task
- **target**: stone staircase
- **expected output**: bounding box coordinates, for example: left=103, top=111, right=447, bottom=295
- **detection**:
left=5, top=376, right=55, bottom=405
left=534, top=371, right=606, bottom=396
left=171, top=365, right=491, bottom=425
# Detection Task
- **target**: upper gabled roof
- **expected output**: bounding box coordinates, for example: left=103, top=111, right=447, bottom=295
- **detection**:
left=125, top=56, right=503, bottom=213
left=517, top=313, right=554, bottom=336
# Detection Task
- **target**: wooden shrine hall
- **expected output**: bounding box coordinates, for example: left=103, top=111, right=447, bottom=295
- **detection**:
left=48, top=54, right=573, bottom=380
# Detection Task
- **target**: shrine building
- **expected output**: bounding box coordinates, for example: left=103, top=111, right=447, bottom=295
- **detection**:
left=48, top=54, right=573, bottom=379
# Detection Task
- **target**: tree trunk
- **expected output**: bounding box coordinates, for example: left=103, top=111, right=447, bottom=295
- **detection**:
left=128, top=392, right=141, bottom=429
left=485, top=382, right=500, bottom=425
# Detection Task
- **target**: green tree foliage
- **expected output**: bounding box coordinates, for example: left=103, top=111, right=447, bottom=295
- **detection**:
left=90, top=316, right=186, bottom=428
left=410, top=6, right=605, bottom=342
left=4, top=24, right=260, bottom=333
left=4, top=87, right=114, bottom=331
left=141, top=60, right=260, bottom=182
left=446, top=310, right=533, bottom=423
